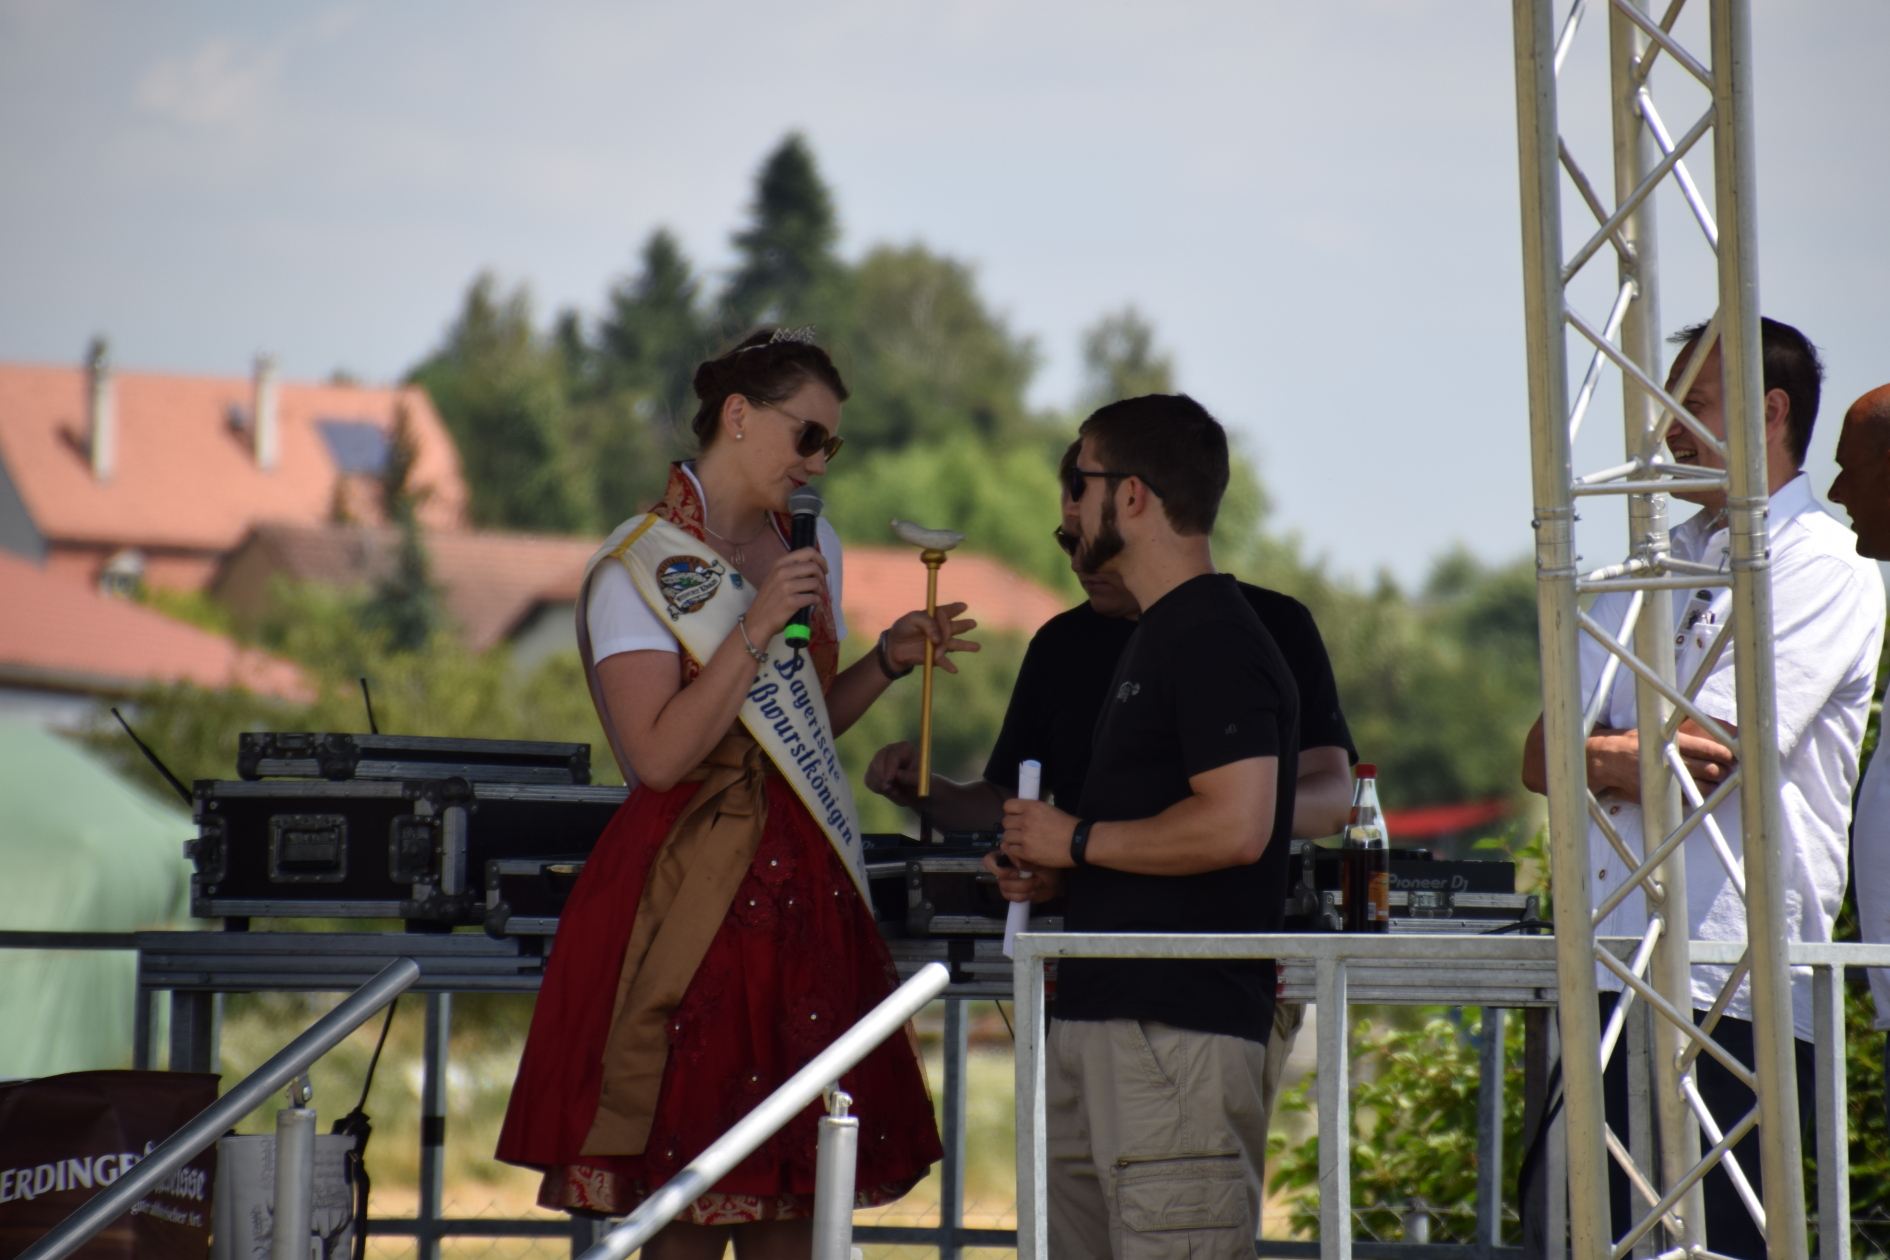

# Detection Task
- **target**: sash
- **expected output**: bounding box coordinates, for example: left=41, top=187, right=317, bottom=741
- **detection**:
left=579, top=513, right=868, bottom=898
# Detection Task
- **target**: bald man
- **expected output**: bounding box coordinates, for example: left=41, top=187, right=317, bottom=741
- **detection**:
left=1828, top=385, right=1890, bottom=1086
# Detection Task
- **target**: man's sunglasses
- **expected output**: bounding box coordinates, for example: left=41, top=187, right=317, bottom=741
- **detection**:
left=748, top=397, right=845, bottom=460
left=1063, top=466, right=1163, bottom=502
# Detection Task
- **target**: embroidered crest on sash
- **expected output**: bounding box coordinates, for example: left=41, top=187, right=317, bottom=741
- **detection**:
left=656, top=555, right=726, bottom=621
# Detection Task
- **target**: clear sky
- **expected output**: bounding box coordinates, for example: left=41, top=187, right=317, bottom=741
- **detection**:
left=2, top=0, right=1883, bottom=586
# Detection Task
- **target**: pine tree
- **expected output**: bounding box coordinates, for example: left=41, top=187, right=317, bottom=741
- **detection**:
left=1080, top=306, right=1175, bottom=408
left=597, top=229, right=709, bottom=431
left=722, top=133, right=843, bottom=330
left=408, top=273, right=592, bottom=532
left=361, top=404, right=439, bottom=652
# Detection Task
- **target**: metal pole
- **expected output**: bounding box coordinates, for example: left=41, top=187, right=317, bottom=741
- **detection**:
left=916, top=550, right=946, bottom=793
left=20, top=958, right=420, bottom=1260
left=170, top=990, right=215, bottom=1073
left=811, top=1090, right=860, bottom=1260
left=1608, top=0, right=1705, bottom=1247
left=1513, top=3, right=1610, bottom=1257
left=1707, top=3, right=1808, bottom=1256
left=1477, top=1007, right=1506, bottom=1260
left=1015, top=944, right=1049, bottom=1260
left=1316, top=957, right=1350, bottom=1260
left=580, top=963, right=950, bottom=1260
left=271, top=1103, right=317, bottom=1260
left=1811, top=965, right=1849, bottom=1260
left=940, top=998, right=969, bottom=1260
left=419, top=992, right=451, bottom=1260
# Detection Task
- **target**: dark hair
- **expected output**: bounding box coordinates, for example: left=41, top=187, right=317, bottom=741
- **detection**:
left=689, top=328, right=849, bottom=448
left=1670, top=317, right=1824, bottom=466
left=1077, top=394, right=1229, bottom=535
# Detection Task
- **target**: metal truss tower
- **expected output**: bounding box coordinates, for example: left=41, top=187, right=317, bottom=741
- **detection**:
left=1512, top=1, right=1806, bottom=1259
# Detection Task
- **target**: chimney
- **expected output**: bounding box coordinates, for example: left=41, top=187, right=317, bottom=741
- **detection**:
left=252, top=352, right=279, bottom=471
left=86, top=336, right=115, bottom=482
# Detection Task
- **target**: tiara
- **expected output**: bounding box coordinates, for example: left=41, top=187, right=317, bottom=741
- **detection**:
left=740, top=325, right=817, bottom=351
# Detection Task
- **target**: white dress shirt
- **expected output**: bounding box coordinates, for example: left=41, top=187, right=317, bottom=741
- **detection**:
left=1579, top=474, right=1885, bottom=1040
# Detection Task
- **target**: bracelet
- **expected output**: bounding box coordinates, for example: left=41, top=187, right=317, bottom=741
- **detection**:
left=1070, top=819, right=1094, bottom=867
left=876, top=629, right=914, bottom=681
left=736, top=615, right=769, bottom=665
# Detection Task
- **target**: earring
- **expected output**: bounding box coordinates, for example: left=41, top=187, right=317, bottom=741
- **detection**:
left=736, top=433, right=745, bottom=441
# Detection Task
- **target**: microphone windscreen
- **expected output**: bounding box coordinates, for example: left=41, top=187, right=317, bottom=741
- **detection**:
left=788, top=483, right=825, bottom=518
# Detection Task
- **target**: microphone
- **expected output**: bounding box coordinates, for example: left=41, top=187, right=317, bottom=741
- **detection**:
left=784, top=483, right=824, bottom=650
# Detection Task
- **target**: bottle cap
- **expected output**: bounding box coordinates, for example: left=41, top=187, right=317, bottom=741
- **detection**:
left=1355, top=763, right=1377, bottom=779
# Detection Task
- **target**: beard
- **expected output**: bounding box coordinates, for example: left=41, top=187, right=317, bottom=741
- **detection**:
left=1076, top=496, right=1125, bottom=576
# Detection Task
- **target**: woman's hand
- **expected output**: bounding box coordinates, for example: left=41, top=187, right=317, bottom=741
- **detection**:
left=745, top=547, right=829, bottom=641
left=884, top=602, right=980, bottom=674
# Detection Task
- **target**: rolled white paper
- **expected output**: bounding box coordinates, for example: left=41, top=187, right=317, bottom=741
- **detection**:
left=1002, top=760, right=1043, bottom=959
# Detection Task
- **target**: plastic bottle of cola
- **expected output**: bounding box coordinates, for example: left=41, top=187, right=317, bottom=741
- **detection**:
left=1342, top=764, right=1391, bottom=933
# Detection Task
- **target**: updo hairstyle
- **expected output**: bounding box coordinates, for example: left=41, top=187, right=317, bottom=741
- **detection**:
left=689, top=329, right=850, bottom=449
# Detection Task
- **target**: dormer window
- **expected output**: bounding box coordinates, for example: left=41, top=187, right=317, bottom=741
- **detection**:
left=100, top=548, right=145, bottom=598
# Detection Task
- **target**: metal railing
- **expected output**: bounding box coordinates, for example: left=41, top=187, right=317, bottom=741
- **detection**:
left=17, top=958, right=419, bottom=1260
left=577, top=961, right=951, bottom=1260
left=1011, top=931, right=1890, bottom=1260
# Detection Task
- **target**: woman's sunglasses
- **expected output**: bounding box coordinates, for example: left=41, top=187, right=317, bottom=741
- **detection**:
left=748, top=397, right=844, bottom=461
left=1063, top=466, right=1163, bottom=502
left=1053, top=527, right=1078, bottom=556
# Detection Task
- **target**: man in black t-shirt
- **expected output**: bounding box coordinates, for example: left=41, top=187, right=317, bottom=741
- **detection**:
left=865, top=445, right=1356, bottom=1130
left=1004, top=396, right=1297, bottom=1260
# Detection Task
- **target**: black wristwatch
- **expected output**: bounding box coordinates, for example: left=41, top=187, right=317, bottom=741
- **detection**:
left=1069, top=819, right=1095, bottom=867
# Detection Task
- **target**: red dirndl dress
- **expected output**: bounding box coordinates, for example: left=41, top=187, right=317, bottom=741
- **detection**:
left=495, top=474, right=941, bottom=1221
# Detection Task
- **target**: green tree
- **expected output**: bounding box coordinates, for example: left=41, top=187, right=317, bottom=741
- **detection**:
left=1080, top=305, right=1175, bottom=407
left=1268, top=1010, right=1529, bottom=1242
left=409, top=273, right=592, bottom=533
left=359, top=404, right=439, bottom=652
left=822, top=432, right=1081, bottom=600
left=722, top=133, right=844, bottom=330
left=597, top=229, right=710, bottom=428
left=835, top=244, right=1042, bottom=452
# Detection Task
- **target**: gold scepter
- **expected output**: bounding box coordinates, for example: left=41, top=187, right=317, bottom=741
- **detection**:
left=892, top=520, right=965, bottom=842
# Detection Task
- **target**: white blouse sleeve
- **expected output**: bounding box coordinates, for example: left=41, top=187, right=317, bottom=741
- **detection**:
left=819, top=517, right=848, bottom=642
left=588, top=526, right=847, bottom=663
left=587, top=560, right=679, bottom=660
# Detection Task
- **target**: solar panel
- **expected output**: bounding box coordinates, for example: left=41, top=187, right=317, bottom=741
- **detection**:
left=316, top=419, right=390, bottom=475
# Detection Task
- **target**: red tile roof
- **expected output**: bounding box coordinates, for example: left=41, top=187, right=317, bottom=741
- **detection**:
left=841, top=547, right=1069, bottom=642
left=0, top=550, right=310, bottom=701
left=214, top=523, right=600, bottom=653
left=0, top=362, right=466, bottom=560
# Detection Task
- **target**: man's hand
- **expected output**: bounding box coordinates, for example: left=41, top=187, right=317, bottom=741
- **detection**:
left=865, top=741, right=923, bottom=808
left=1586, top=725, right=1735, bottom=803
left=1001, top=798, right=1079, bottom=869
left=1523, top=713, right=1735, bottom=801
left=982, top=849, right=1064, bottom=904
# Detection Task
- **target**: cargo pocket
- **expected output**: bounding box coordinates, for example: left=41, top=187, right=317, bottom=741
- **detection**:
left=1114, top=1154, right=1250, bottom=1260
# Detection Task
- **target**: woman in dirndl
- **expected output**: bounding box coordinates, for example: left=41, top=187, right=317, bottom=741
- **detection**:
left=497, top=328, right=974, bottom=1260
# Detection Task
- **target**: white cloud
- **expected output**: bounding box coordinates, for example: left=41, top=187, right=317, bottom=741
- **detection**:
left=135, top=36, right=280, bottom=136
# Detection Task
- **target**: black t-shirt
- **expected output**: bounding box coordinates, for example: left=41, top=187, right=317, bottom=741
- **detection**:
left=1057, top=573, right=1300, bottom=1042
left=983, top=583, right=1353, bottom=807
